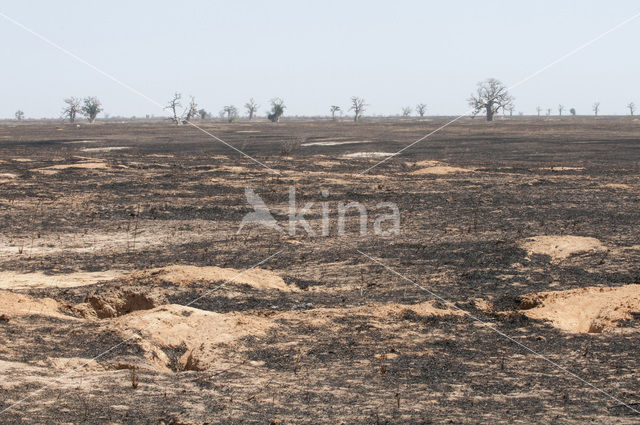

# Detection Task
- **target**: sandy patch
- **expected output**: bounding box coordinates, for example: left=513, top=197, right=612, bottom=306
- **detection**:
left=0, top=270, right=126, bottom=290
left=407, top=160, right=473, bottom=175
left=113, top=304, right=274, bottom=371
left=80, top=147, right=130, bottom=153
left=410, top=166, right=472, bottom=175
left=342, top=152, right=393, bottom=159
left=63, top=140, right=99, bottom=144
left=601, top=183, right=632, bottom=190
left=215, top=165, right=269, bottom=174
left=302, top=140, right=374, bottom=147
left=0, top=290, right=74, bottom=320
left=34, top=160, right=110, bottom=175
left=549, top=166, right=584, bottom=171
left=129, top=265, right=296, bottom=292
left=519, top=285, right=640, bottom=333
left=519, top=235, right=606, bottom=261
left=114, top=300, right=460, bottom=372
left=11, top=158, right=32, bottom=162
left=236, top=130, right=261, bottom=133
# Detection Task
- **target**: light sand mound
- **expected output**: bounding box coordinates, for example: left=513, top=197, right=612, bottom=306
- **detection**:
left=0, top=270, right=126, bottom=290
left=519, top=235, right=606, bottom=261
left=114, top=301, right=460, bottom=372
left=519, top=285, right=640, bottom=333
left=113, top=305, right=274, bottom=371
left=80, top=147, right=130, bottom=152
left=408, top=160, right=472, bottom=175
left=34, top=160, right=109, bottom=175
left=549, top=166, right=584, bottom=171
left=130, top=265, right=295, bottom=291
left=342, top=152, right=393, bottom=159
left=0, top=290, right=75, bottom=320
left=302, top=140, right=373, bottom=147
left=601, top=183, right=632, bottom=190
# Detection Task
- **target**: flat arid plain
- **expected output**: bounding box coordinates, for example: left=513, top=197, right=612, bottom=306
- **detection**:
left=0, top=117, right=639, bottom=424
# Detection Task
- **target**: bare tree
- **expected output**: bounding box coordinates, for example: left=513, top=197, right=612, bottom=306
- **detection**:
left=401, top=106, right=412, bottom=117
left=592, top=102, right=600, bottom=116
left=81, top=96, right=103, bottom=123
left=62, top=97, right=81, bottom=123
left=536, top=106, right=542, bottom=117
left=166, top=92, right=183, bottom=124
left=506, top=105, right=514, bottom=117
left=165, top=93, right=197, bottom=124
left=558, top=104, right=564, bottom=116
left=416, top=103, right=427, bottom=117
left=267, top=98, right=285, bottom=123
left=546, top=108, right=551, bottom=116
left=350, top=97, right=367, bottom=122
left=468, top=78, right=514, bottom=121
left=14, top=110, right=24, bottom=121
left=198, top=108, right=209, bottom=120
left=223, top=105, right=238, bottom=123
left=329, top=105, right=341, bottom=120
left=184, top=97, right=198, bottom=122
left=245, top=98, right=259, bottom=120
left=627, top=102, right=636, bottom=116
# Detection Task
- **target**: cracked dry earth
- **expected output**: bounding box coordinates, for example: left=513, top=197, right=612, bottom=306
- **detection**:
left=0, top=117, right=639, bottom=424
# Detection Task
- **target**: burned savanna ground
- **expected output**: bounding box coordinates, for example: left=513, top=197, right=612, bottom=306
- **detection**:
left=0, top=117, right=639, bottom=424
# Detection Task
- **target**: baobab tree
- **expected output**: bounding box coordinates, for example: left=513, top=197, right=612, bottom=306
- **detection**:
left=593, top=102, right=600, bottom=116
left=536, top=106, right=542, bottom=117
left=81, top=96, right=103, bottom=123
left=14, top=110, right=24, bottom=121
left=350, top=97, right=367, bottom=122
left=468, top=78, right=514, bottom=121
left=627, top=102, right=636, bottom=116
left=416, top=103, right=427, bottom=117
left=558, top=105, right=564, bottom=116
left=223, top=105, right=238, bottom=123
left=329, top=105, right=341, bottom=120
left=267, top=98, right=285, bottom=123
left=62, top=97, right=81, bottom=123
left=570, top=108, right=576, bottom=116
left=245, top=98, right=259, bottom=120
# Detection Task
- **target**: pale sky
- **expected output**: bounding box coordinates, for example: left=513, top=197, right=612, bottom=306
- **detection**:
left=1, top=0, right=639, bottom=118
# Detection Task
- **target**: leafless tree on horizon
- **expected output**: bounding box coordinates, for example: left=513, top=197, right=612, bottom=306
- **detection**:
left=223, top=105, right=239, bottom=123
left=593, top=102, right=600, bottom=116
left=401, top=106, right=412, bottom=117
left=62, top=97, right=81, bottom=123
left=468, top=78, right=514, bottom=121
left=330, top=105, right=341, bottom=120
left=558, top=104, right=564, bottom=116
left=416, top=103, right=427, bottom=117
left=350, top=97, right=367, bottom=122
left=245, top=98, right=259, bottom=120
left=627, top=102, right=635, bottom=116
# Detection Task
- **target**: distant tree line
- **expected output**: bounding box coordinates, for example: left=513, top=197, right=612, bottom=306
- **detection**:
left=45, top=84, right=638, bottom=124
